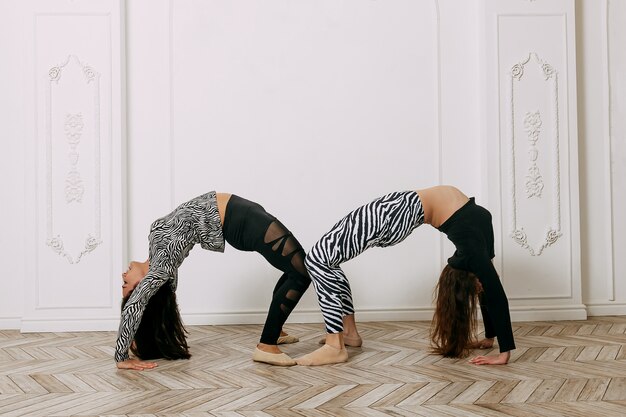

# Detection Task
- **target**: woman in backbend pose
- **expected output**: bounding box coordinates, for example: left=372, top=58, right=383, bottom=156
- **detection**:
left=297, top=185, right=515, bottom=366
left=116, top=191, right=310, bottom=370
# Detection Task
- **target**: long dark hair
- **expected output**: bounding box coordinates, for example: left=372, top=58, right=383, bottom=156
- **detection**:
left=121, top=284, right=191, bottom=360
left=430, top=265, right=480, bottom=358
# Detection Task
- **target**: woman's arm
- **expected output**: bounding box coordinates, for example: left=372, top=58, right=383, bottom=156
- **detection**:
left=115, top=270, right=168, bottom=364
left=469, top=255, right=515, bottom=363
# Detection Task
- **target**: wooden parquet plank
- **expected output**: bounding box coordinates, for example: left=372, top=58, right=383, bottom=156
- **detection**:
left=603, top=377, right=626, bottom=401
left=54, top=391, right=156, bottom=416
left=292, top=385, right=357, bottom=410
left=497, top=400, right=626, bottom=417
left=515, top=347, right=548, bottom=362
left=385, top=404, right=452, bottom=417
left=500, top=379, right=543, bottom=403
left=535, top=346, right=565, bottom=362
left=596, top=344, right=621, bottom=361
left=185, top=388, right=262, bottom=412
left=235, top=386, right=311, bottom=413
left=0, top=375, right=23, bottom=394
left=342, top=383, right=404, bottom=408
left=0, top=393, right=41, bottom=412
left=578, top=377, right=611, bottom=401
left=526, top=379, right=565, bottom=403
left=444, top=403, right=517, bottom=417
left=7, top=374, right=48, bottom=394
left=577, top=345, right=603, bottom=361
left=158, top=388, right=242, bottom=414
left=2, top=393, right=71, bottom=417
left=215, top=387, right=289, bottom=412
left=449, top=380, right=496, bottom=404
left=425, top=404, right=504, bottom=417
left=29, top=373, right=73, bottom=393
left=552, top=378, right=588, bottom=402
left=474, top=380, right=519, bottom=404
left=396, top=381, right=450, bottom=406
left=368, top=383, right=428, bottom=407
left=423, top=380, right=474, bottom=405
left=614, top=344, right=626, bottom=360
left=315, top=383, right=381, bottom=409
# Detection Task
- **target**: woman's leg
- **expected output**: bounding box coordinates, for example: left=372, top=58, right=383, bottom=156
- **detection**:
left=255, top=220, right=311, bottom=347
left=297, top=192, right=420, bottom=365
left=222, top=195, right=310, bottom=365
left=294, top=244, right=351, bottom=365
left=296, top=210, right=376, bottom=365
left=305, top=250, right=352, bottom=334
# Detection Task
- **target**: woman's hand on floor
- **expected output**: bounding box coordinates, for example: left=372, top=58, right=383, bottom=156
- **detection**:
left=116, top=359, right=158, bottom=371
left=469, top=351, right=510, bottom=365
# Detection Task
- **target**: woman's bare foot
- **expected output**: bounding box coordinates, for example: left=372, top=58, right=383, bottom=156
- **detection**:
left=469, top=351, right=510, bottom=365
left=277, top=330, right=299, bottom=344
left=256, top=343, right=282, bottom=354
left=318, top=334, right=362, bottom=347
left=467, top=338, right=494, bottom=349
left=317, top=314, right=363, bottom=346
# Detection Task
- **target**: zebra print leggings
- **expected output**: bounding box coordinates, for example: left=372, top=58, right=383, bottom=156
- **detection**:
left=305, top=191, right=425, bottom=333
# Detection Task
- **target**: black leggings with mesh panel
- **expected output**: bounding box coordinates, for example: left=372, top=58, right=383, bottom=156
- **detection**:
left=221, top=194, right=311, bottom=345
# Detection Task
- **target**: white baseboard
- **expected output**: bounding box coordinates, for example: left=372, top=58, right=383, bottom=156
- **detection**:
left=182, top=307, right=437, bottom=326
left=0, top=317, right=21, bottom=330
left=20, top=317, right=120, bottom=333
left=183, top=304, right=590, bottom=326
left=509, top=304, right=588, bottom=321
left=181, top=309, right=325, bottom=326
left=345, top=307, right=436, bottom=322
left=5, top=303, right=595, bottom=332
left=586, top=303, right=626, bottom=316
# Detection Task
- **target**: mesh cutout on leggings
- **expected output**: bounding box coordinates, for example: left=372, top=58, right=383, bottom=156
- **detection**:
left=264, top=221, right=307, bottom=277
left=280, top=289, right=302, bottom=314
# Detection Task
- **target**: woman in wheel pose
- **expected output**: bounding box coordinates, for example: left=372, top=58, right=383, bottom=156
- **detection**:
left=298, top=185, right=514, bottom=366
left=116, top=191, right=310, bottom=370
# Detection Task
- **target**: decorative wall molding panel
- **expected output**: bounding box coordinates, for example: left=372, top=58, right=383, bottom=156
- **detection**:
left=507, top=53, right=562, bottom=257
left=523, top=110, right=544, bottom=199
left=21, top=0, right=126, bottom=331
left=46, top=55, right=102, bottom=265
left=483, top=0, right=583, bottom=317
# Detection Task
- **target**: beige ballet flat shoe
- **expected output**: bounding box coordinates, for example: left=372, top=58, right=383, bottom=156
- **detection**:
left=318, top=334, right=363, bottom=347
left=277, top=334, right=299, bottom=344
left=296, top=344, right=349, bottom=366
left=252, top=348, right=297, bottom=366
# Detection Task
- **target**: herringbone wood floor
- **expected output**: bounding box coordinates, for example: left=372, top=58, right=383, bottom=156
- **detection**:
left=2, top=317, right=626, bottom=416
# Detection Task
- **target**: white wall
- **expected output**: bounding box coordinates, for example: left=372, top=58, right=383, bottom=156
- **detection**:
left=0, top=0, right=26, bottom=329
left=127, top=0, right=482, bottom=325
left=578, top=0, right=626, bottom=315
left=0, top=0, right=624, bottom=331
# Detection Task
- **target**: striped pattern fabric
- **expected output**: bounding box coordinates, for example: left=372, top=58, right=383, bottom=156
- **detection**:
left=115, top=191, right=224, bottom=362
left=305, top=191, right=424, bottom=333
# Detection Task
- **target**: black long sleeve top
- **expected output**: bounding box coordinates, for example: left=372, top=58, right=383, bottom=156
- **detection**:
left=437, top=198, right=516, bottom=353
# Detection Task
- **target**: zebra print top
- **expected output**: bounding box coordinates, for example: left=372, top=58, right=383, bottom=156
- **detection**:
left=115, top=191, right=225, bottom=362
